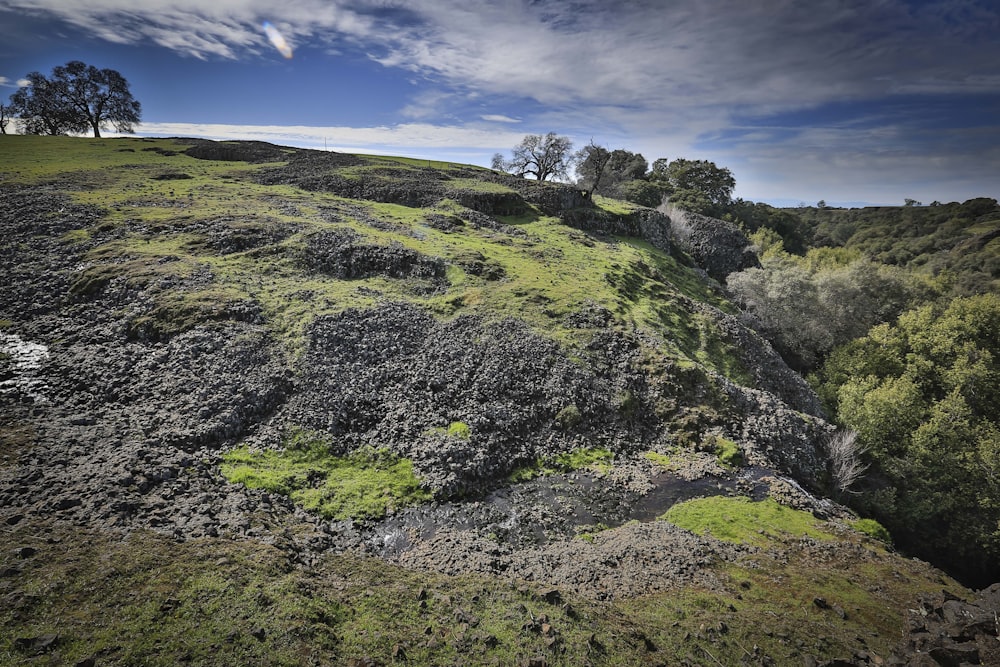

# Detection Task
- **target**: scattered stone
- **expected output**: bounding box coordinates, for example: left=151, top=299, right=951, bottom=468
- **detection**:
left=14, top=634, right=59, bottom=655
left=14, top=546, right=37, bottom=559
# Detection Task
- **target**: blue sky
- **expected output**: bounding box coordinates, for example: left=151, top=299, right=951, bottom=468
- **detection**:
left=1, top=0, right=998, bottom=207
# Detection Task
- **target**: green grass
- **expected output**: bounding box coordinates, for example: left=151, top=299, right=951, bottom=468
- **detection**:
left=0, top=519, right=968, bottom=667
left=662, top=497, right=835, bottom=547
left=221, top=433, right=431, bottom=521
left=1, top=135, right=756, bottom=383
left=851, top=518, right=892, bottom=544
left=508, top=447, right=615, bottom=482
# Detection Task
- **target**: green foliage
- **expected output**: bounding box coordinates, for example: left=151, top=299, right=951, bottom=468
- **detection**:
left=727, top=246, right=918, bottom=370
left=795, top=199, right=1000, bottom=296
left=816, top=293, right=1000, bottom=585
left=723, top=198, right=809, bottom=254
left=221, top=433, right=431, bottom=521
left=653, top=158, right=736, bottom=213
left=617, top=178, right=669, bottom=207
left=851, top=518, right=892, bottom=544
left=662, top=497, right=834, bottom=547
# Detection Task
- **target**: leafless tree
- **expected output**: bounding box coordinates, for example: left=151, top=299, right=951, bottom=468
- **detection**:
left=828, top=429, right=868, bottom=496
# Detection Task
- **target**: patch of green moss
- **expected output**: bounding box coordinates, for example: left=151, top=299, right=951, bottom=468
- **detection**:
left=662, top=496, right=835, bottom=547
left=221, top=433, right=431, bottom=521
left=643, top=451, right=672, bottom=468
left=699, top=434, right=743, bottom=468
left=508, top=447, right=614, bottom=482
left=446, top=421, right=471, bottom=439
left=851, top=518, right=892, bottom=544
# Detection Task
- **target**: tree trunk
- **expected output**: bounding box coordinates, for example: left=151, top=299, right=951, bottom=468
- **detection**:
left=92, top=121, right=101, bottom=138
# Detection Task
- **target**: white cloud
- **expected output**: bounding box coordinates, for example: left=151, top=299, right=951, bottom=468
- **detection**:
left=115, top=120, right=526, bottom=153
left=480, top=114, right=520, bottom=124
left=16, top=79, right=30, bottom=87
left=10, top=1, right=999, bottom=117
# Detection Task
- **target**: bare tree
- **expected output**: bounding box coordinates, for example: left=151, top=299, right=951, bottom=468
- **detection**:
left=494, top=132, right=573, bottom=181
left=827, top=429, right=868, bottom=497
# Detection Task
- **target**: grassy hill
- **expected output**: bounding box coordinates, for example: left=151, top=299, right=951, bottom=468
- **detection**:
left=0, top=136, right=990, bottom=666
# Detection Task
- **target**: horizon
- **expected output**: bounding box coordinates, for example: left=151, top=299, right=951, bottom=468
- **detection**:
left=1, top=1, right=998, bottom=207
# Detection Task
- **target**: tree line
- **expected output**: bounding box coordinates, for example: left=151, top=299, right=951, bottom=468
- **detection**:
left=1, top=60, right=141, bottom=137
left=492, top=133, right=736, bottom=213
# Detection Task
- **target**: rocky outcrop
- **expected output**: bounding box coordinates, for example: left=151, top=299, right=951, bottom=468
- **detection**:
left=181, top=139, right=293, bottom=163
left=664, top=206, right=760, bottom=280
left=887, top=585, right=1000, bottom=667
left=559, top=206, right=674, bottom=254
left=301, top=228, right=446, bottom=281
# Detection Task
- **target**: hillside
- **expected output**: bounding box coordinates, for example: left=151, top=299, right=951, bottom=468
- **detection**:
left=1, top=136, right=996, bottom=666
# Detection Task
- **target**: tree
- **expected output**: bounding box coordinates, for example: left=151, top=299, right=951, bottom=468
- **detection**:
left=8, top=71, right=86, bottom=135
left=606, top=149, right=648, bottom=182
left=727, top=247, right=915, bottom=371
left=494, top=132, right=573, bottom=182
left=575, top=144, right=659, bottom=203
left=653, top=158, right=736, bottom=206
left=8, top=61, right=141, bottom=138
left=0, top=102, right=9, bottom=134
left=815, top=293, right=1000, bottom=586
left=573, top=141, right=612, bottom=197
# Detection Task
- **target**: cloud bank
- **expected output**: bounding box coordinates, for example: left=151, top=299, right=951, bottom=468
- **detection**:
left=3, top=0, right=998, bottom=202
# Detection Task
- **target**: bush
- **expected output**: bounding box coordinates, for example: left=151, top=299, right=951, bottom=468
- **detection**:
left=555, top=404, right=582, bottom=430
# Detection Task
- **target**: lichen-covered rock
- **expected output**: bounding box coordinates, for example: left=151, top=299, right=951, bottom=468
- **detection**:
left=301, top=228, right=446, bottom=280
left=665, top=207, right=760, bottom=279
left=559, top=207, right=673, bottom=255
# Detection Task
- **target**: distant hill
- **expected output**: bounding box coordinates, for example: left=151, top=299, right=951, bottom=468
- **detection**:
left=794, top=199, right=1000, bottom=295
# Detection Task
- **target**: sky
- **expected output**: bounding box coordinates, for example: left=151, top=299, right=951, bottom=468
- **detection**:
left=1, top=0, right=998, bottom=207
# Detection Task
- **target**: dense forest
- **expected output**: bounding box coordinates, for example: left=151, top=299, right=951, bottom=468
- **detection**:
left=724, top=198, right=1000, bottom=586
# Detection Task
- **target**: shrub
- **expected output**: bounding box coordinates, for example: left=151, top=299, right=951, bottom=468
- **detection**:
left=555, top=404, right=582, bottom=430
